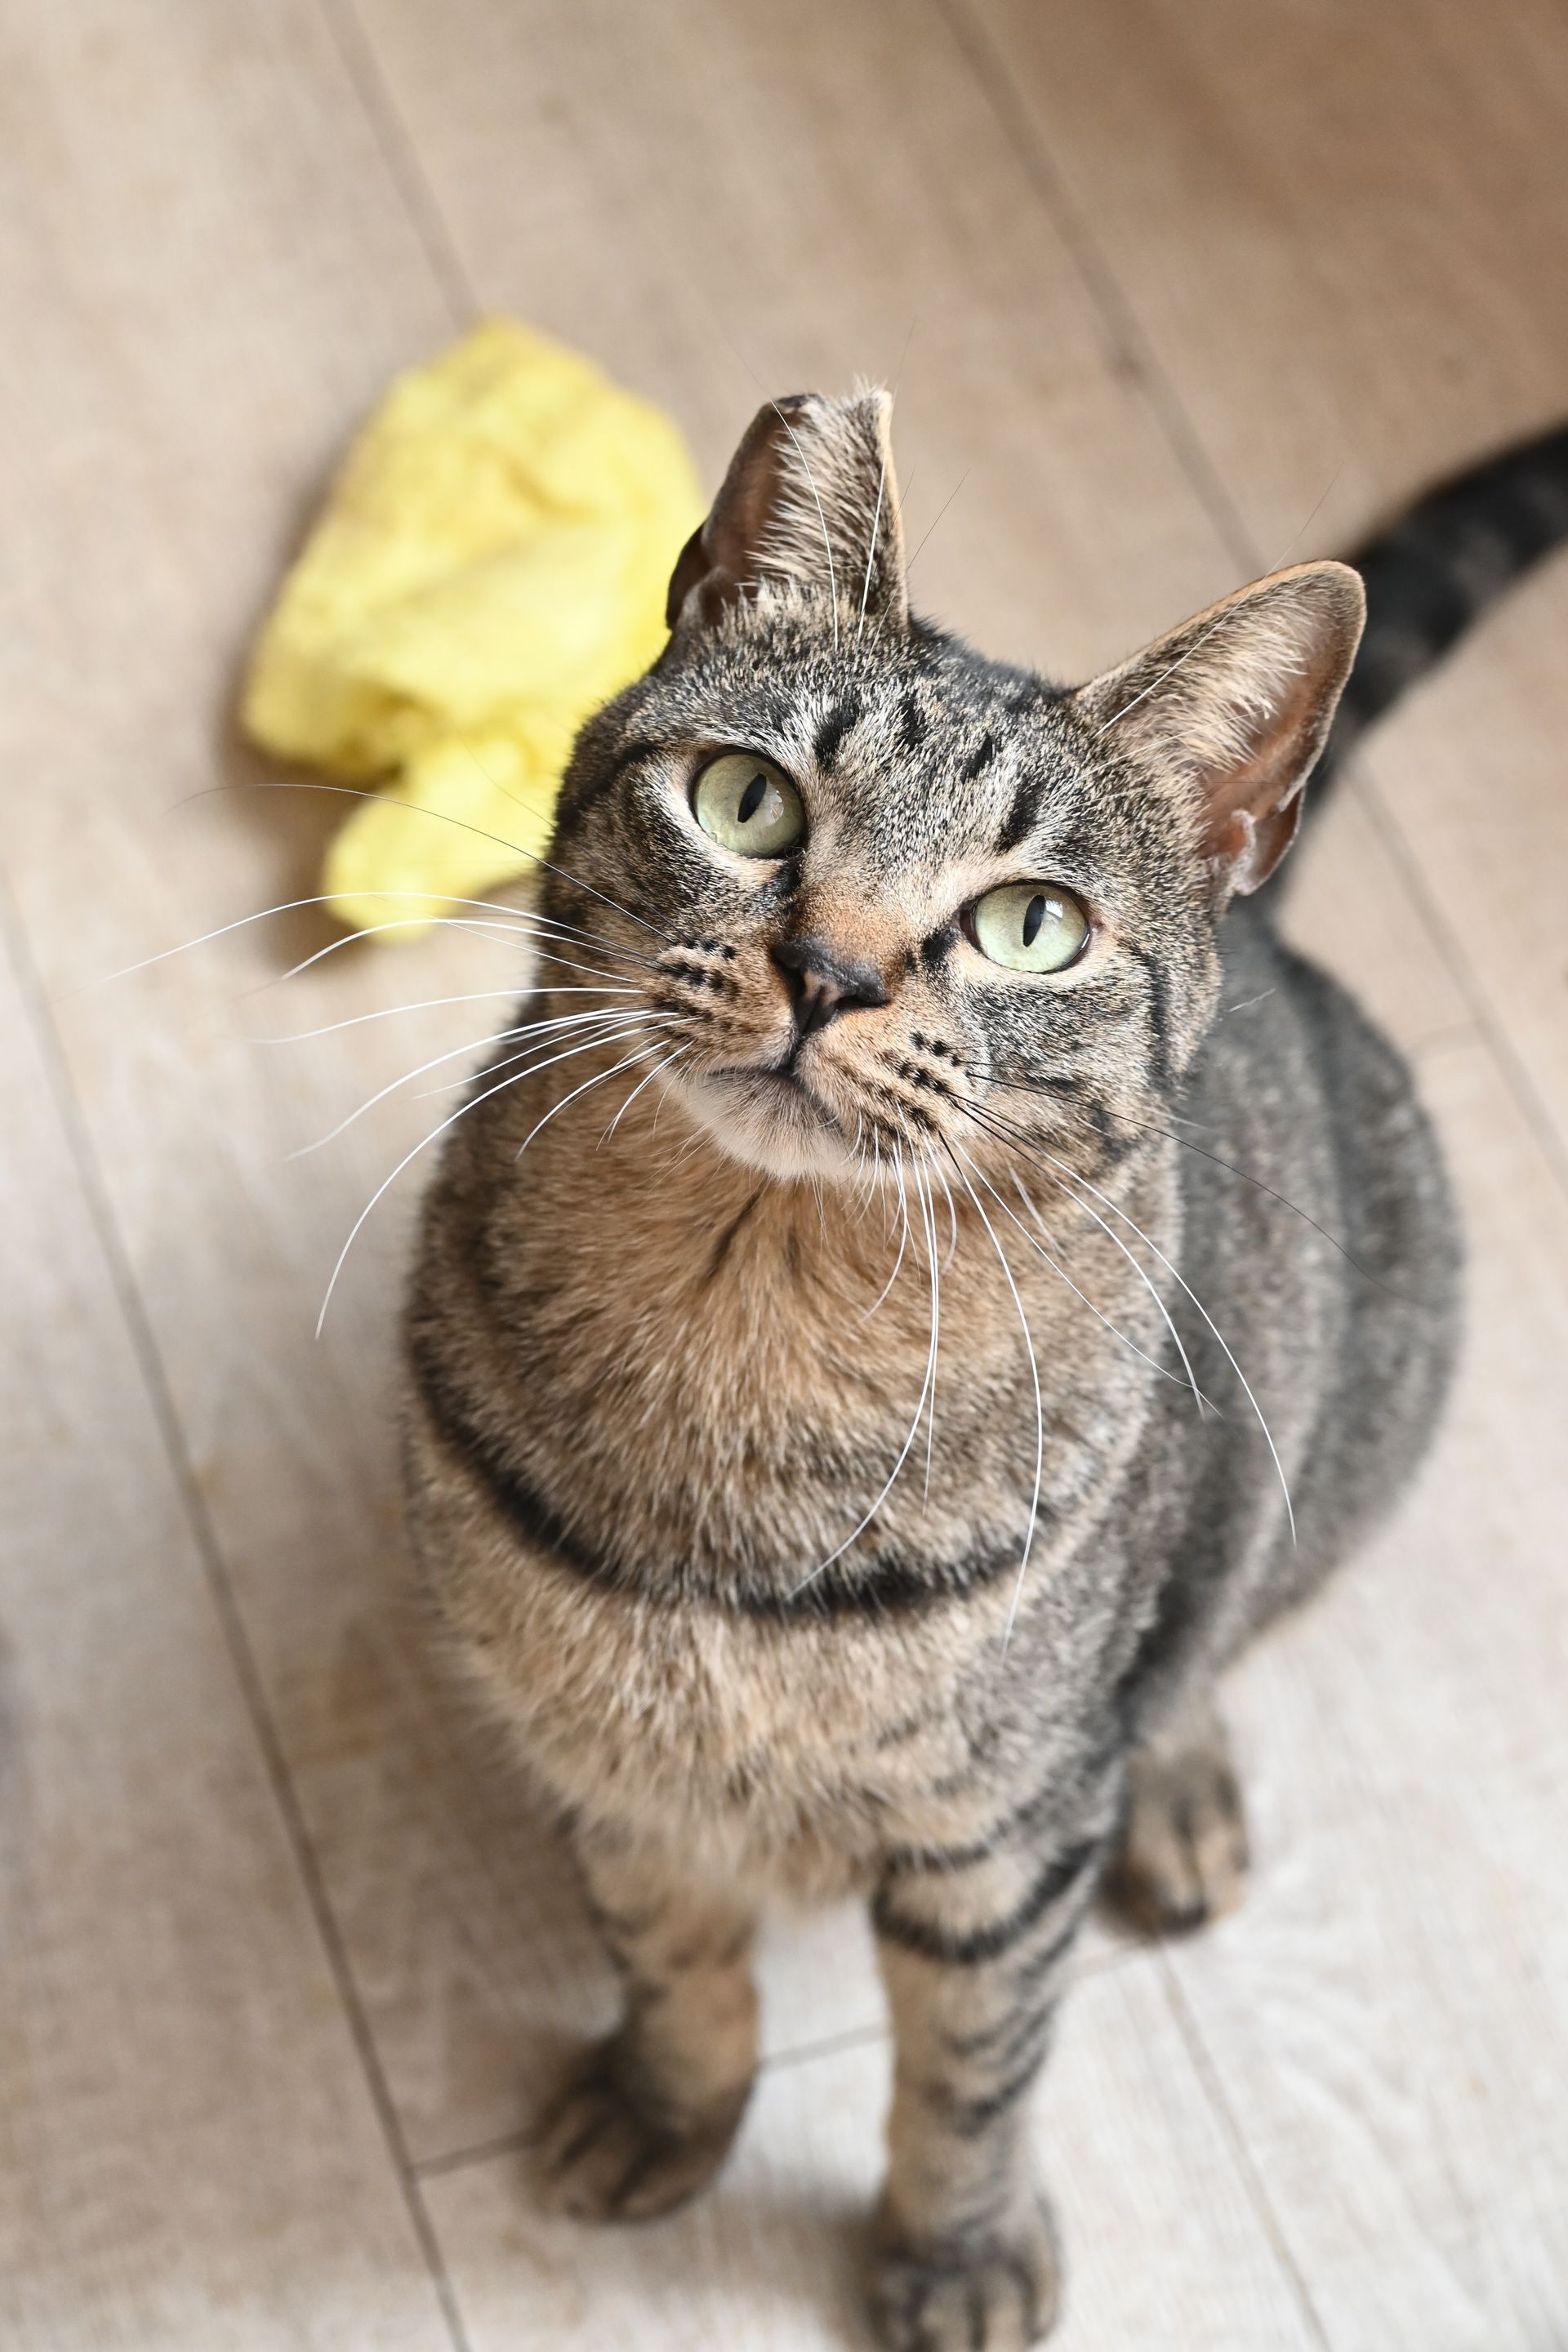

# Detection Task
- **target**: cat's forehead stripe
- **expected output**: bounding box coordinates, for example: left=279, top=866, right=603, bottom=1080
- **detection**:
left=813, top=692, right=863, bottom=773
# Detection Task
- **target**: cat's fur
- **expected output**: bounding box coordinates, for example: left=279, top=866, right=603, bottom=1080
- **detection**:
left=398, top=387, right=1536, bottom=2347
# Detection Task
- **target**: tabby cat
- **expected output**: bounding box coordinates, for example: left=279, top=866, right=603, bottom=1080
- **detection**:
left=403, top=391, right=1566, bottom=2345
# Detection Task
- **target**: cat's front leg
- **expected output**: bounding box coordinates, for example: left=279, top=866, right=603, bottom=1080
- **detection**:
left=869, top=1793, right=1118, bottom=2350
left=533, top=1826, right=760, bottom=2222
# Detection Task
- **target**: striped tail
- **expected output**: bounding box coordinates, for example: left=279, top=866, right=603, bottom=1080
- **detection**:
left=1321, top=421, right=1568, bottom=782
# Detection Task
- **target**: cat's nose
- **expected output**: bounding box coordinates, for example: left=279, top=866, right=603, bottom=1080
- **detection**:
left=772, top=933, right=889, bottom=1040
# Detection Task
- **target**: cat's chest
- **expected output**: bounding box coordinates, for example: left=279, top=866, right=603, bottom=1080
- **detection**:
left=486, top=1192, right=1155, bottom=1619
left=500, top=1183, right=1062, bottom=1564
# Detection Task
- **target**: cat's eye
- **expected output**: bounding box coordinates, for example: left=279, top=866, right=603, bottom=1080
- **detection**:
left=970, top=882, right=1089, bottom=973
left=692, top=751, right=804, bottom=858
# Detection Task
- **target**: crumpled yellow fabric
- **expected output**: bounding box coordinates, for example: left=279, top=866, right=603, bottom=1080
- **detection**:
left=241, top=318, right=704, bottom=933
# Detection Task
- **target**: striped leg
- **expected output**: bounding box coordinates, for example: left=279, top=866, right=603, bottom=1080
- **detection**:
left=533, top=1833, right=760, bottom=2221
left=870, top=1801, right=1116, bottom=2350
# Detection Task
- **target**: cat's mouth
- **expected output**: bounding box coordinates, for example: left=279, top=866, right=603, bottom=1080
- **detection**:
left=711, top=1060, right=844, bottom=1135
left=675, top=1054, right=864, bottom=1182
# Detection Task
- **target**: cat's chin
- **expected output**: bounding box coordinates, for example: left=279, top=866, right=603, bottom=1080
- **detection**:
left=674, top=1065, right=867, bottom=1185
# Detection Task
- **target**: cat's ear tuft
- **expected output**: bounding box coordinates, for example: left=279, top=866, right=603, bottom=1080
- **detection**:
left=1071, top=561, right=1365, bottom=902
left=666, top=388, right=907, bottom=635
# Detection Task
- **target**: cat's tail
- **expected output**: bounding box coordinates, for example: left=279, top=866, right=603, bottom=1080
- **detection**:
left=1316, top=421, right=1568, bottom=789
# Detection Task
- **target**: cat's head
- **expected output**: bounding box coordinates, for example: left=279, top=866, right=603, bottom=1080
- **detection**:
left=548, top=389, right=1363, bottom=1189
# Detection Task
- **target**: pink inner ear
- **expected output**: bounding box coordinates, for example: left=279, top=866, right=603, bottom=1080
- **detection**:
left=1199, top=662, right=1328, bottom=894
left=1194, top=653, right=1344, bottom=889
left=1211, top=792, right=1306, bottom=896
left=1189, top=573, right=1363, bottom=893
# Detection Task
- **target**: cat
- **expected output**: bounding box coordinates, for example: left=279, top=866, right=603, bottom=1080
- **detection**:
left=401, top=390, right=1566, bottom=2348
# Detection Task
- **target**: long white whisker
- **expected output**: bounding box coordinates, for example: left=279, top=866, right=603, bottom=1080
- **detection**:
left=274, top=906, right=662, bottom=987
left=243, top=775, right=670, bottom=941
left=789, top=1138, right=942, bottom=1594
left=466, top=1011, right=674, bottom=1099
left=862, top=1140, right=911, bottom=1321
left=953, top=1122, right=1196, bottom=1392
left=89, top=887, right=657, bottom=998
left=1027, top=1173, right=1205, bottom=1415
left=912, top=1157, right=942, bottom=1499
left=259, top=986, right=636, bottom=1044
left=599, top=1045, right=689, bottom=1146
left=1045, top=1148, right=1294, bottom=1539
left=947, top=1143, right=1043, bottom=1657
left=292, top=1008, right=653, bottom=1156
left=513, top=1036, right=670, bottom=1163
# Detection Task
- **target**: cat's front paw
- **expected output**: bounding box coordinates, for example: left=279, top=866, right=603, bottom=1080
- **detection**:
left=532, top=2046, right=747, bottom=2222
left=1107, top=1716, right=1250, bottom=1936
left=871, top=2195, right=1062, bottom=2350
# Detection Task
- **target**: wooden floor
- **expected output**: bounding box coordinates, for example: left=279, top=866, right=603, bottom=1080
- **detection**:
left=3, top=2, right=1567, bottom=2345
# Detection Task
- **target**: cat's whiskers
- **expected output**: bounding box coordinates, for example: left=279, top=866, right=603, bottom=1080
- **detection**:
left=91, top=889, right=660, bottom=1019
left=1047, top=1148, right=1295, bottom=1539
left=258, top=983, right=638, bottom=1045
left=295, top=1004, right=658, bottom=1157
left=973, top=1098, right=1295, bottom=1537
left=276, top=906, right=663, bottom=986
left=470, top=1009, right=679, bottom=1098
left=914, top=1156, right=946, bottom=1497
left=943, top=1143, right=1044, bottom=1658
left=1010, top=1170, right=1212, bottom=1410
left=415, top=1009, right=673, bottom=1102
left=242, top=774, right=672, bottom=942
left=318, top=1015, right=675, bottom=1332
left=861, top=1140, right=912, bottom=1323
left=974, top=1067, right=1398, bottom=1295
left=968, top=1098, right=1206, bottom=1417
left=788, top=1126, right=944, bottom=1596
left=599, top=1045, right=692, bottom=1148
left=513, top=1034, right=679, bottom=1166
left=944, top=1102, right=1209, bottom=1398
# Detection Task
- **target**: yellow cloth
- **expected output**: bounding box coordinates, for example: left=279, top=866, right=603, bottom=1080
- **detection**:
left=241, top=318, right=704, bottom=933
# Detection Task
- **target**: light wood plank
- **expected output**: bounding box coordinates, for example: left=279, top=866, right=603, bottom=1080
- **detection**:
left=967, top=0, right=1568, bottom=1152
left=1361, top=566, right=1568, bottom=1169
left=1172, top=1042, right=1568, bottom=2347
left=0, top=924, right=453, bottom=2347
left=424, top=1958, right=1321, bottom=2351
left=968, top=0, right=1568, bottom=555
left=1276, top=782, right=1472, bottom=1057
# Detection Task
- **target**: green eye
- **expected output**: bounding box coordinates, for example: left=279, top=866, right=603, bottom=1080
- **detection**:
left=971, top=882, right=1089, bottom=973
left=692, top=751, right=804, bottom=858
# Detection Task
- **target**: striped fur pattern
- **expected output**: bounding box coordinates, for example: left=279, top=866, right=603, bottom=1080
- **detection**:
left=392, top=390, right=1550, bottom=2346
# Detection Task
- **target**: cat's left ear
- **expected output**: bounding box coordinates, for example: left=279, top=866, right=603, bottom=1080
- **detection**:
left=666, top=388, right=907, bottom=635
left=1071, top=561, right=1365, bottom=902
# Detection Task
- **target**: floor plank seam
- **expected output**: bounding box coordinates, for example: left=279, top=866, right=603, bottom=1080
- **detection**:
left=1410, top=1022, right=1486, bottom=1066
left=1156, top=1950, right=1337, bottom=2352
left=316, top=0, right=480, bottom=329
left=1350, top=764, right=1568, bottom=1205
left=0, top=870, right=475, bottom=2352
left=933, top=0, right=1260, bottom=579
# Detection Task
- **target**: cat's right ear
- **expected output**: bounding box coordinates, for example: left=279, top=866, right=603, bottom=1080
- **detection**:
left=1070, top=561, right=1365, bottom=904
left=666, top=390, right=908, bottom=635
